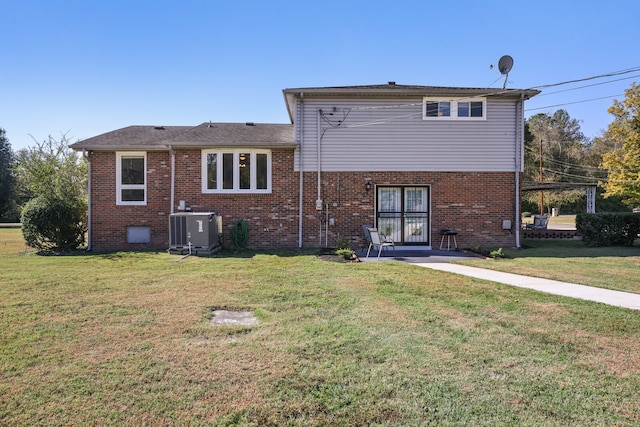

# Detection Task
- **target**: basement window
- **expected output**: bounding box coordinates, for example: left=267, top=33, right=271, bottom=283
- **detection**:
left=127, top=226, right=150, bottom=243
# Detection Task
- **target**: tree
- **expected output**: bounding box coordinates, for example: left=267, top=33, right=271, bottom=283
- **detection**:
left=0, top=127, right=20, bottom=222
left=15, top=134, right=87, bottom=251
left=601, top=82, right=640, bottom=206
left=524, top=110, right=596, bottom=213
left=15, top=134, right=87, bottom=201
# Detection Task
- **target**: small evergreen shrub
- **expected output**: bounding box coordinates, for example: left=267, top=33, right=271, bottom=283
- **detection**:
left=576, top=213, right=640, bottom=246
left=21, top=196, right=87, bottom=252
left=335, top=236, right=351, bottom=250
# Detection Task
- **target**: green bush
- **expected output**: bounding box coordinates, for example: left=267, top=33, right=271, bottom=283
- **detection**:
left=335, top=236, right=351, bottom=250
left=576, top=212, right=640, bottom=246
left=21, top=196, right=87, bottom=252
left=335, top=248, right=356, bottom=260
left=489, top=248, right=505, bottom=258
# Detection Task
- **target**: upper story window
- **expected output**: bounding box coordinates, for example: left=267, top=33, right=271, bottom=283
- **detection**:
left=423, top=97, right=486, bottom=120
left=202, top=149, right=271, bottom=194
left=116, top=152, right=146, bottom=205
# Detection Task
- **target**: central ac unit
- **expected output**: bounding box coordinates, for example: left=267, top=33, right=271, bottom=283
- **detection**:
left=169, top=212, right=222, bottom=254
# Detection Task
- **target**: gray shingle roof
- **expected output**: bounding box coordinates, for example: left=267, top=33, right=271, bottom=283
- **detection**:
left=71, top=122, right=296, bottom=151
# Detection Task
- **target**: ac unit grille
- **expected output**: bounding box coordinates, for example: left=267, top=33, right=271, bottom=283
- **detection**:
left=169, top=215, right=188, bottom=247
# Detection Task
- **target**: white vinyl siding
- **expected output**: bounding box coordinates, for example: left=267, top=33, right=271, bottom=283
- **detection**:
left=294, top=97, right=519, bottom=172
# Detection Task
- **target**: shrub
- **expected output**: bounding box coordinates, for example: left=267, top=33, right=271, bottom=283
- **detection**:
left=576, top=212, right=640, bottom=246
left=489, top=248, right=505, bottom=258
left=335, top=248, right=356, bottom=260
left=335, top=236, right=351, bottom=250
left=21, top=196, right=87, bottom=252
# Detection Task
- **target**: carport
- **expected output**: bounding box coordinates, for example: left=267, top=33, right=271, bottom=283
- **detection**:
left=521, top=182, right=598, bottom=214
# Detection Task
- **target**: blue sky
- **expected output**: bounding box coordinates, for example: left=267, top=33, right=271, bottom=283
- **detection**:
left=2, top=0, right=639, bottom=151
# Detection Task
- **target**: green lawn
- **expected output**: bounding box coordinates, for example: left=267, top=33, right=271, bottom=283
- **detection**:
left=1, top=229, right=639, bottom=425
left=459, top=240, right=640, bottom=294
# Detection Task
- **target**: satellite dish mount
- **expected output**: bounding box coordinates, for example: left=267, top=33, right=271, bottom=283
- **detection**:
left=498, top=55, right=514, bottom=89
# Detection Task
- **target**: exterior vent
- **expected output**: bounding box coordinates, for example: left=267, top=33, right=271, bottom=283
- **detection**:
left=169, top=212, right=222, bottom=254
left=245, top=122, right=256, bottom=126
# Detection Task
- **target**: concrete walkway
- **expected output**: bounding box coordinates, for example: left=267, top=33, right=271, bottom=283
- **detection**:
left=357, top=249, right=640, bottom=311
left=414, top=263, right=640, bottom=311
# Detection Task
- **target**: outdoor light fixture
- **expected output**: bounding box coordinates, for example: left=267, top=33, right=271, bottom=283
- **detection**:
left=365, top=181, right=372, bottom=192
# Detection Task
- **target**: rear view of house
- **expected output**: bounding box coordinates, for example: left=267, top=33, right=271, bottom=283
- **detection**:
left=71, top=83, right=539, bottom=252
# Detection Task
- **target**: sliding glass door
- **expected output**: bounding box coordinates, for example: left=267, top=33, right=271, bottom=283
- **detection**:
left=377, top=186, right=430, bottom=245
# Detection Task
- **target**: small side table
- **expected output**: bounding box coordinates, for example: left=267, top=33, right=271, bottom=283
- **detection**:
left=439, top=229, right=458, bottom=251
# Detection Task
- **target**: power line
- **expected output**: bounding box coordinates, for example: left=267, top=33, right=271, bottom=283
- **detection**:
left=535, top=74, right=640, bottom=97
left=525, top=94, right=624, bottom=113
left=541, top=167, right=605, bottom=181
left=529, top=66, right=640, bottom=90
left=523, top=147, right=607, bottom=172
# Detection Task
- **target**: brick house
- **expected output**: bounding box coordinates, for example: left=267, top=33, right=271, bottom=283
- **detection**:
left=71, top=83, right=539, bottom=252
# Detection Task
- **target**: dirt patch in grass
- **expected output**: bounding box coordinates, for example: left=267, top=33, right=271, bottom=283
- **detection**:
left=316, top=248, right=360, bottom=263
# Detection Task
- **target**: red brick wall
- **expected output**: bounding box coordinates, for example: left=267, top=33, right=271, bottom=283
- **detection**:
left=301, top=171, right=518, bottom=250
left=88, top=150, right=518, bottom=251
left=90, top=151, right=173, bottom=251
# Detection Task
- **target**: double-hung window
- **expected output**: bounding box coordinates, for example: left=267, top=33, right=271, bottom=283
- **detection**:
left=116, top=152, right=146, bottom=205
left=202, top=149, right=271, bottom=193
left=423, top=97, right=486, bottom=120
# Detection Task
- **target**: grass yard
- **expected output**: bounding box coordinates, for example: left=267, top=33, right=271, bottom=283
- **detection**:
left=1, top=228, right=639, bottom=425
left=459, top=240, right=640, bottom=295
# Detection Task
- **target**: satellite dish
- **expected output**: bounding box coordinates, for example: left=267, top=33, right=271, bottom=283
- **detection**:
left=497, top=55, right=514, bottom=89
left=498, top=55, right=513, bottom=74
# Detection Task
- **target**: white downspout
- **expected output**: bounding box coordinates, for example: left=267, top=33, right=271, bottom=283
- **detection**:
left=317, top=110, right=322, bottom=246
left=317, top=110, right=322, bottom=203
left=515, top=95, right=524, bottom=248
left=298, top=93, right=304, bottom=248
left=169, top=146, right=175, bottom=214
left=84, top=149, right=92, bottom=251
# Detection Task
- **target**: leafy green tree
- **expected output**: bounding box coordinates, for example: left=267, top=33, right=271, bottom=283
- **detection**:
left=524, top=110, right=595, bottom=213
left=0, top=127, right=20, bottom=222
left=601, top=82, right=640, bottom=206
left=15, top=133, right=87, bottom=251
left=16, top=134, right=87, bottom=201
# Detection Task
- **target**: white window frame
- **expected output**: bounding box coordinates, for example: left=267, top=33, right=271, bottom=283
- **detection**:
left=116, top=152, right=147, bottom=206
left=201, top=149, right=272, bottom=194
left=423, top=97, right=486, bottom=121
